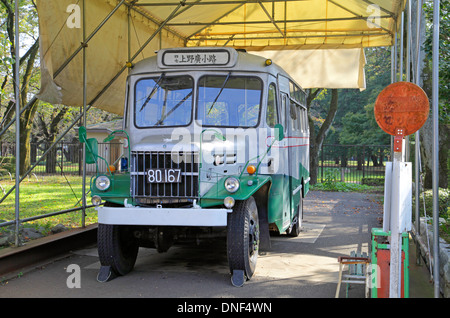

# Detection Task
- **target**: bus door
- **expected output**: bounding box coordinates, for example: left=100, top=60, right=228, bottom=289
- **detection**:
left=279, top=92, right=291, bottom=230
left=287, top=98, right=301, bottom=222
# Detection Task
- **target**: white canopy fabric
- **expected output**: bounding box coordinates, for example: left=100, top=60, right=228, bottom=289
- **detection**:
left=36, top=0, right=405, bottom=115
left=252, top=48, right=367, bottom=90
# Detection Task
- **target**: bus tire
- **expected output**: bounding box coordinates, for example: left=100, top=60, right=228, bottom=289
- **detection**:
left=287, top=191, right=303, bottom=237
left=97, top=224, right=139, bottom=276
left=227, top=196, right=259, bottom=280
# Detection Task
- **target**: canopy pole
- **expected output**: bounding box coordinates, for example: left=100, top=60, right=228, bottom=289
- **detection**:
left=14, top=0, right=20, bottom=247
left=81, top=0, right=87, bottom=228
left=400, top=9, right=411, bottom=160
left=432, top=0, right=440, bottom=298
left=390, top=28, right=398, bottom=156
left=414, top=0, right=423, bottom=259
left=399, top=11, right=404, bottom=82
left=405, top=1, right=411, bottom=161
left=389, top=9, right=403, bottom=298
left=128, top=4, right=131, bottom=68
left=406, top=1, right=411, bottom=83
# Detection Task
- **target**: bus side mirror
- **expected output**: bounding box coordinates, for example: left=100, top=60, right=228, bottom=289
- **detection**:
left=274, top=124, right=284, bottom=141
left=78, top=126, right=88, bottom=143
left=104, top=134, right=115, bottom=142
left=78, top=126, right=99, bottom=164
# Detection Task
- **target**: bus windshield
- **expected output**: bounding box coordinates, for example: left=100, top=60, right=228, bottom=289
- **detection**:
left=197, top=75, right=262, bottom=127
left=135, top=75, right=193, bottom=127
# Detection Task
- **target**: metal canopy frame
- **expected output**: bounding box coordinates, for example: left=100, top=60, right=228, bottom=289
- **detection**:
left=182, top=1, right=397, bottom=47
left=3, top=0, right=441, bottom=297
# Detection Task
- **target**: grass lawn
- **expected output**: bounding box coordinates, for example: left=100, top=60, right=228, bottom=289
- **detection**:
left=0, top=175, right=97, bottom=232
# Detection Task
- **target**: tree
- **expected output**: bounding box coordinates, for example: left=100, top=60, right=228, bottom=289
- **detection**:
left=0, top=0, right=40, bottom=174
left=35, top=104, right=69, bottom=173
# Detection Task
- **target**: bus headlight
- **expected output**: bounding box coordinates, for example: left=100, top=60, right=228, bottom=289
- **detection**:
left=92, top=195, right=102, bottom=206
left=224, top=177, right=240, bottom=193
left=224, top=196, right=235, bottom=209
left=95, top=176, right=111, bottom=191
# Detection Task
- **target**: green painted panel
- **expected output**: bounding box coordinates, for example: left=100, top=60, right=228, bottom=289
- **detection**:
left=200, top=175, right=271, bottom=207
left=267, top=174, right=289, bottom=231
left=299, top=162, right=310, bottom=196
left=91, top=173, right=131, bottom=206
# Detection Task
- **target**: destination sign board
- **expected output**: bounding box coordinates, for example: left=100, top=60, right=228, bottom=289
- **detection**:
left=162, top=50, right=231, bottom=66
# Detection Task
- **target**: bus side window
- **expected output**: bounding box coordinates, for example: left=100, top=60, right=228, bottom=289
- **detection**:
left=289, top=100, right=297, bottom=131
left=300, top=90, right=306, bottom=106
left=266, top=83, right=278, bottom=127
left=280, top=94, right=287, bottom=131
left=299, top=107, right=304, bottom=132
left=303, top=108, right=309, bottom=132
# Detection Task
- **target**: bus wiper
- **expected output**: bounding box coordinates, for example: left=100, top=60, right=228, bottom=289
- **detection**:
left=207, top=72, right=231, bottom=115
left=155, top=90, right=193, bottom=126
left=140, top=73, right=165, bottom=112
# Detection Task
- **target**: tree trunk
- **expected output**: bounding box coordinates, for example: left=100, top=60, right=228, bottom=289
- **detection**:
left=18, top=98, right=39, bottom=175
left=45, top=141, right=58, bottom=174
left=308, top=89, right=339, bottom=184
left=357, top=152, right=363, bottom=170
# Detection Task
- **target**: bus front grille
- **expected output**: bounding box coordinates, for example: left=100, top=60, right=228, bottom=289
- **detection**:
left=131, top=151, right=199, bottom=205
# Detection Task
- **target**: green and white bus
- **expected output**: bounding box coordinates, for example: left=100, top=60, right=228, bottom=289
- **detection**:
left=81, top=47, right=310, bottom=286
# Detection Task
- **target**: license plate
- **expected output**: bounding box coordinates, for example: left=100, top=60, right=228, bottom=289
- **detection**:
left=147, top=168, right=181, bottom=183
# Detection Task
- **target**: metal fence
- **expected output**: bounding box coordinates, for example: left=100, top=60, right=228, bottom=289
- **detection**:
left=319, top=144, right=390, bottom=184
left=0, top=141, right=122, bottom=176
left=1, top=142, right=390, bottom=184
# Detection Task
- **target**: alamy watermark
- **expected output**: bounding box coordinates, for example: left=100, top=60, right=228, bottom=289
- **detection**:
left=366, top=4, right=382, bottom=29
left=66, top=264, right=81, bottom=288
left=66, top=4, right=81, bottom=29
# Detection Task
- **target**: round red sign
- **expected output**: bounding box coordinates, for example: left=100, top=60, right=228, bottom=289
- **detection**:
left=374, top=81, right=429, bottom=136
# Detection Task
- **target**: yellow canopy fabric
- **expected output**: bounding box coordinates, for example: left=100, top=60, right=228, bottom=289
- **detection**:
left=163, top=0, right=404, bottom=49
left=36, top=0, right=405, bottom=115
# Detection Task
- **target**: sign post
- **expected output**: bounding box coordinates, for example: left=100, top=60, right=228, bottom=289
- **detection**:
left=374, top=81, right=429, bottom=298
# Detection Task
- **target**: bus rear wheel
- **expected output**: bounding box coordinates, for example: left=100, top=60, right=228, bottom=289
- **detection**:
left=97, top=224, right=139, bottom=276
left=227, top=196, right=259, bottom=283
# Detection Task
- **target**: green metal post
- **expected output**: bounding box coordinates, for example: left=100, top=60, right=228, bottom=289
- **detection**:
left=371, top=228, right=409, bottom=298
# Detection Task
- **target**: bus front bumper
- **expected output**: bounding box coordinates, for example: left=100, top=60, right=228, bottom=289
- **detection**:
left=97, top=206, right=232, bottom=227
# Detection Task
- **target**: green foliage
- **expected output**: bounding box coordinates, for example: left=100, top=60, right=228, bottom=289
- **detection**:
left=311, top=181, right=375, bottom=193
left=414, top=187, right=449, bottom=220
left=361, top=177, right=385, bottom=186
left=339, top=103, right=390, bottom=146
left=323, top=168, right=340, bottom=186
left=413, top=187, right=450, bottom=243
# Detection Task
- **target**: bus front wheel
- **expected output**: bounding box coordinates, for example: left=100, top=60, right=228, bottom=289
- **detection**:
left=97, top=224, right=139, bottom=276
left=227, top=196, right=259, bottom=284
